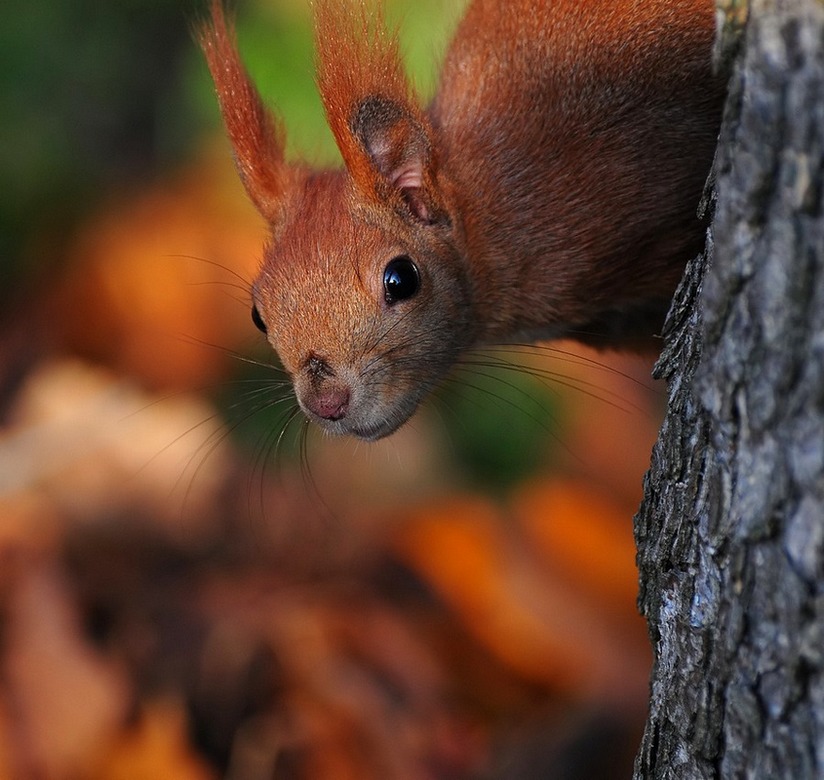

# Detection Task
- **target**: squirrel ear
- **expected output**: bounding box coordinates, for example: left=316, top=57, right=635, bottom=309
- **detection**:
left=351, top=96, right=442, bottom=224
left=200, top=2, right=288, bottom=224
left=313, top=1, right=447, bottom=226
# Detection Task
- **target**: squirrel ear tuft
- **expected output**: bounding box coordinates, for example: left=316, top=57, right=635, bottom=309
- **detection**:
left=314, top=1, right=447, bottom=225
left=200, top=2, right=289, bottom=224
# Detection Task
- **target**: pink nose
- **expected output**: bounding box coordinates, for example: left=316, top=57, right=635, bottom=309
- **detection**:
left=306, top=387, right=350, bottom=421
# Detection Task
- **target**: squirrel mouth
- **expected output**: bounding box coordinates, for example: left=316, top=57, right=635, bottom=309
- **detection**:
left=348, top=422, right=399, bottom=441
left=325, top=416, right=404, bottom=442
left=303, top=403, right=413, bottom=441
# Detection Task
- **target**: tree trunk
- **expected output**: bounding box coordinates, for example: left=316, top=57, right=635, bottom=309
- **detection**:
left=633, top=1, right=824, bottom=777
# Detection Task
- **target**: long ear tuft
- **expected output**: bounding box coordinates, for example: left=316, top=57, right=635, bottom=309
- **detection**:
left=199, top=2, right=288, bottom=223
left=313, top=0, right=446, bottom=225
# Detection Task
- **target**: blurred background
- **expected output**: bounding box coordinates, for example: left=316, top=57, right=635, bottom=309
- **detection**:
left=0, top=1, right=665, bottom=777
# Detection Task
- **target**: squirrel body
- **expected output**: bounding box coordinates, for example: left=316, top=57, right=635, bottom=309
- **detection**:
left=202, top=0, right=726, bottom=440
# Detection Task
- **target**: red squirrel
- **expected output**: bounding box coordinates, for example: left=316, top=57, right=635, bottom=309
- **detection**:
left=201, top=0, right=725, bottom=441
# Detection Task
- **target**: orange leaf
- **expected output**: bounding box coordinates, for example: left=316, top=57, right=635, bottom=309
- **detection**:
left=55, top=156, right=264, bottom=390
left=512, top=478, right=640, bottom=615
left=93, top=699, right=216, bottom=780
left=394, top=496, right=648, bottom=702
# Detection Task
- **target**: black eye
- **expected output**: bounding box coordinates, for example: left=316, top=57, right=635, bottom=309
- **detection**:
left=251, top=304, right=267, bottom=334
left=383, top=255, right=419, bottom=304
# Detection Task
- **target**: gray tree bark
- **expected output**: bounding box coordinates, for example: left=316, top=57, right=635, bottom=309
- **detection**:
left=633, top=1, right=824, bottom=777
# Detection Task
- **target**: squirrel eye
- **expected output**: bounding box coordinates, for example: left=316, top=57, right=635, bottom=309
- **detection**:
left=383, top=255, right=419, bottom=304
left=251, top=303, right=267, bottom=334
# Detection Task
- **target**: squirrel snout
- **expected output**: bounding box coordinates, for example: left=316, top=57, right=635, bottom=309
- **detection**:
left=302, top=355, right=351, bottom=421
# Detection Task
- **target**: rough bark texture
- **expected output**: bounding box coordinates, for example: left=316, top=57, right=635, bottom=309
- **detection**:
left=633, top=1, right=824, bottom=777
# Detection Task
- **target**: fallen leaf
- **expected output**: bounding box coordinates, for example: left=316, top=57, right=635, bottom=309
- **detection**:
left=3, top=564, right=129, bottom=779
left=394, top=496, right=649, bottom=703
left=54, top=157, right=264, bottom=391
left=93, top=698, right=216, bottom=780
left=512, top=478, right=641, bottom=617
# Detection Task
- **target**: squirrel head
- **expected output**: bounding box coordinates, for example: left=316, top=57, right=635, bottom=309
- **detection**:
left=201, top=1, right=475, bottom=439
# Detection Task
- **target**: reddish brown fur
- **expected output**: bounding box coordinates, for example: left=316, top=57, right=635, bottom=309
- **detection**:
left=432, top=0, right=724, bottom=342
left=199, top=2, right=299, bottom=225
left=201, top=0, right=726, bottom=439
left=313, top=3, right=423, bottom=207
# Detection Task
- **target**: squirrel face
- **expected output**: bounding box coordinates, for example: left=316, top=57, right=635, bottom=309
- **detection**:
left=251, top=170, right=474, bottom=439
left=201, top=2, right=483, bottom=438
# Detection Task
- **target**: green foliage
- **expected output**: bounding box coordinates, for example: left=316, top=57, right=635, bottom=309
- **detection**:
left=210, top=346, right=303, bottom=465
left=0, top=0, right=193, bottom=296
left=436, top=362, right=561, bottom=492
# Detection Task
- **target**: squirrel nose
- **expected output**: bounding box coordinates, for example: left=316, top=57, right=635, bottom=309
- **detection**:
left=306, top=386, right=350, bottom=421
left=302, top=355, right=350, bottom=421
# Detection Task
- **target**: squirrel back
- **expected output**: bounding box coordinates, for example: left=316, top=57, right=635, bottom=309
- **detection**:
left=201, top=0, right=726, bottom=440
